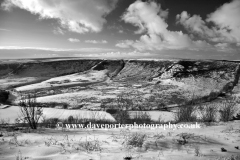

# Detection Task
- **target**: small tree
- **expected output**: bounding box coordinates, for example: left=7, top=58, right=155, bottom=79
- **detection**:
left=114, top=93, right=132, bottom=124
left=19, top=94, right=43, bottom=129
left=115, top=110, right=131, bottom=124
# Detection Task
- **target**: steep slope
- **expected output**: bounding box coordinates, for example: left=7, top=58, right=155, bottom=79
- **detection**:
left=91, top=60, right=125, bottom=78
left=113, top=60, right=175, bottom=81
left=112, top=60, right=238, bottom=84
left=0, top=60, right=102, bottom=78
left=1, top=58, right=240, bottom=109
left=0, top=60, right=102, bottom=89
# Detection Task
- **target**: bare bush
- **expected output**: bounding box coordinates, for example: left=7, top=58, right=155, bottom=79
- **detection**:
left=175, top=105, right=197, bottom=122
left=198, top=103, right=218, bottom=123
left=15, top=150, right=23, bottom=160
left=19, top=94, right=43, bottom=129
left=219, top=98, right=237, bottom=122
left=44, top=135, right=102, bottom=153
left=77, top=138, right=102, bottom=152
left=214, top=155, right=240, bottom=160
left=194, top=146, right=202, bottom=157
left=124, top=132, right=147, bottom=148
left=175, top=133, right=195, bottom=145
left=132, top=111, right=151, bottom=124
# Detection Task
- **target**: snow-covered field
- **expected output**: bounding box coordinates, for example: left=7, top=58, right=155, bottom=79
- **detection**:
left=0, top=121, right=239, bottom=160
left=16, top=70, right=108, bottom=91
left=35, top=90, right=116, bottom=106
left=0, top=106, right=115, bottom=123
left=0, top=106, right=174, bottom=123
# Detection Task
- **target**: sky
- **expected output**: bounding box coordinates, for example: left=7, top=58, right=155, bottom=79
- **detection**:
left=0, top=0, right=239, bottom=60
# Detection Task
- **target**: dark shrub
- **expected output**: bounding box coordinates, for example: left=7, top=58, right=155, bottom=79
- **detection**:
left=132, top=111, right=151, bottom=124
left=48, top=102, right=58, bottom=108
left=106, top=108, right=118, bottom=114
left=63, top=103, right=68, bottom=109
left=175, top=105, right=197, bottom=122
left=0, top=90, right=9, bottom=104
left=67, top=116, right=75, bottom=123
left=41, top=118, right=59, bottom=128
left=43, top=118, right=59, bottom=124
left=114, top=110, right=131, bottom=124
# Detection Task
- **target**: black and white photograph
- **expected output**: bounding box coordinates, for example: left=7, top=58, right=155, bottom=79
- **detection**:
left=0, top=0, right=240, bottom=159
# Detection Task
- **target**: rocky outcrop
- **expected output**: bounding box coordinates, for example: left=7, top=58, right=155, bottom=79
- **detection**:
left=91, top=60, right=125, bottom=78
left=160, top=64, right=184, bottom=79
left=113, top=60, right=175, bottom=81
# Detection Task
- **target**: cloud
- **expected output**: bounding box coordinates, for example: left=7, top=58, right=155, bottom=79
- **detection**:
left=53, top=27, right=65, bottom=35
left=176, top=12, right=215, bottom=38
left=0, top=28, right=11, bottom=31
left=122, top=1, right=168, bottom=35
left=74, top=50, right=150, bottom=57
left=107, top=24, right=125, bottom=33
left=115, top=40, right=134, bottom=48
left=214, top=43, right=238, bottom=53
left=177, top=0, right=240, bottom=44
left=2, top=0, right=118, bottom=34
left=118, top=30, right=124, bottom=33
left=120, top=1, right=211, bottom=52
left=68, top=38, right=80, bottom=43
left=0, top=46, right=115, bottom=52
left=85, top=40, right=108, bottom=44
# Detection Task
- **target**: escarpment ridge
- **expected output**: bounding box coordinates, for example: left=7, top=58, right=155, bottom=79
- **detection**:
left=0, top=58, right=240, bottom=109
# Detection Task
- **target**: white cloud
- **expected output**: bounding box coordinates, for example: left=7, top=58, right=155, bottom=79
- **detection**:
left=214, top=43, right=238, bottom=53
left=122, top=1, right=168, bottom=35
left=177, top=0, right=240, bottom=44
left=74, top=50, right=150, bottom=57
left=0, top=46, right=65, bottom=51
left=85, top=40, right=108, bottom=44
left=118, top=30, right=124, bottom=33
left=102, top=40, right=108, bottom=44
left=107, top=24, right=125, bottom=33
left=53, top=27, right=65, bottom=35
left=176, top=12, right=216, bottom=38
left=214, top=43, right=230, bottom=52
left=2, top=0, right=118, bottom=34
left=0, top=28, right=11, bottom=31
left=115, top=40, right=134, bottom=48
left=68, top=38, right=80, bottom=43
left=0, top=46, right=115, bottom=52
left=120, top=1, right=211, bottom=52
